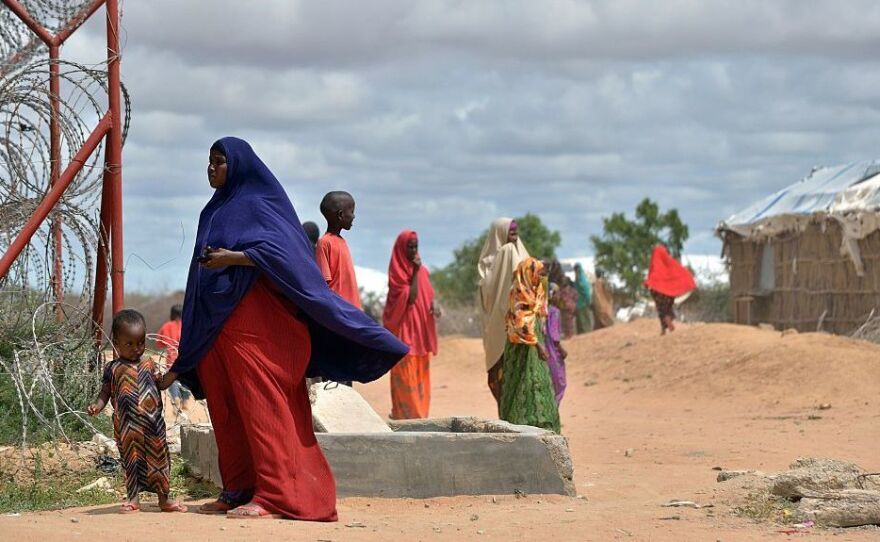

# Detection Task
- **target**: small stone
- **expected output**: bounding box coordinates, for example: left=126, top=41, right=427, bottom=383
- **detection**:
left=70, top=518, right=79, bottom=524
left=470, top=514, right=479, bottom=521
left=565, top=508, right=574, bottom=512
left=577, top=495, right=587, bottom=500
left=491, top=496, right=497, bottom=504
left=818, top=403, right=832, bottom=410
left=477, top=530, right=485, bottom=535
left=220, top=527, right=226, bottom=531
left=624, top=448, right=635, bottom=457
left=424, top=503, right=430, bottom=508
left=433, top=527, right=442, bottom=534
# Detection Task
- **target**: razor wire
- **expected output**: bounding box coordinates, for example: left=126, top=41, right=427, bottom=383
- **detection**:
left=0, top=1, right=138, bottom=467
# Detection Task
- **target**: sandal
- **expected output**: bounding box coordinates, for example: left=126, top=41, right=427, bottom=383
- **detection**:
left=161, top=501, right=188, bottom=513
left=197, top=500, right=234, bottom=515
left=120, top=503, right=140, bottom=514
left=226, top=503, right=281, bottom=519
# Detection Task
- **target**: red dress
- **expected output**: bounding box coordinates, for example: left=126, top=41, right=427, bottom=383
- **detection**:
left=198, top=278, right=337, bottom=521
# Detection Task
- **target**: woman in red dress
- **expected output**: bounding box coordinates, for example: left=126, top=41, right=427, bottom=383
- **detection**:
left=644, top=245, right=697, bottom=335
left=159, top=137, right=407, bottom=520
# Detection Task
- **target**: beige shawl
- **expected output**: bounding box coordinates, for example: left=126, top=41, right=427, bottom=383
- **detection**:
left=478, top=218, right=530, bottom=370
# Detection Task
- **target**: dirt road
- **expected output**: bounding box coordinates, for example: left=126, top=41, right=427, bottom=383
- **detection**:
left=3, top=320, right=878, bottom=541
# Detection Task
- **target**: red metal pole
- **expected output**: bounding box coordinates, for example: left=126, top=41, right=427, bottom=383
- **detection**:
left=48, top=45, right=64, bottom=312
left=91, top=177, right=112, bottom=346
left=105, top=0, right=124, bottom=313
left=54, top=0, right=107, bottom=45
left=0, top=114, right=111, bottom=280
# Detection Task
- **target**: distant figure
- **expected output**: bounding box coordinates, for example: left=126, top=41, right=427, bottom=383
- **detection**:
left=592, top=269, right=615, bottom=330
left=501, top=258, right=560, bottom=433
left=88, top=309, right=186, bottom=514
left=573, top=263, right=593, bottom=334
left=478, top=218, right=530, bottom=412
left=548, top=260, right=578, bottom=338
left=302, top=221, right=320, bottom=252
left=644, top=245, right=696, bottom=335
left=155, top=304, right=191, bottom=410
left=545, top=283, right=568, bottom=405
left=315, top=191, right=362, bottom=309
left=383, top=230, right=439, bottom=419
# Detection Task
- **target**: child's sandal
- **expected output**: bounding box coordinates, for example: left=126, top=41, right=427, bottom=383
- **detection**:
left=160, top=501, right=188, bottom=513
left=120, top=503, right=140, bottom=514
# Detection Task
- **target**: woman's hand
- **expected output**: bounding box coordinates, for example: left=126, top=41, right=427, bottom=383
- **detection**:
left=560, top=345, right=569, bottom=360
left=86, top=402, right=104, bottom=416
left=537, top=343, right=549, bottom=361
left=411, top=254, right=422, bottom=270
left=155, top=371, right=178, bottom=391
left=200, top=247, right=253, bottom=269
left=431, top=301, right=442, bottom=319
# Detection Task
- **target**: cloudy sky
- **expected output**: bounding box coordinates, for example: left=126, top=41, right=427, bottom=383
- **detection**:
left=53, top=1, right=880, bottom=291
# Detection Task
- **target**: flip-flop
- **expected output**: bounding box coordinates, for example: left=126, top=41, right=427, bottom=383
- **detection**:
left=161, top=501, right=188, bottom=513
left=226, top=503, right=281, bottom=520
left=120, top=503, right=140, bottom=514
left=197, top=500, right=233, bottom=515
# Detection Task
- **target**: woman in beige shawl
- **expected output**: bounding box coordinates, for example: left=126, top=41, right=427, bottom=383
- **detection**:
left=591, top=269, right=615, bottom=330
left=478, top=218, right=530, bottom=409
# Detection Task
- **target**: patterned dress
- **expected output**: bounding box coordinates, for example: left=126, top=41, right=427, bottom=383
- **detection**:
left=500, top=258, right=561, bottom=433
left=102, top=358, right=170, bottom=501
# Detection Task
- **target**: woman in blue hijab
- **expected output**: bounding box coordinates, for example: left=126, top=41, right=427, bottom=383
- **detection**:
left=158, top=137, right=407, bottom=520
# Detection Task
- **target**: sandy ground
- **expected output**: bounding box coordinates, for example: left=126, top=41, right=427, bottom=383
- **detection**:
left=2, top=320, right=879, bottom=541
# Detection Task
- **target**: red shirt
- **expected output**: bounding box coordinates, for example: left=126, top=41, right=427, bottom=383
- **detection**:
left=156, top=319, right=182, bottom=366
left=315, top=233, right=362, bottom=308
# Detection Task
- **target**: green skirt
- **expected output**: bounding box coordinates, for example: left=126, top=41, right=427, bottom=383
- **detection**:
left=499, top=340, right=561, bottom=433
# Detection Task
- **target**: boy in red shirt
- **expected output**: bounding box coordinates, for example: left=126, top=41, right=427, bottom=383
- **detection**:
left=315, top=191, right=362, bottom=309
left=315, top=191, right=362, bottom=386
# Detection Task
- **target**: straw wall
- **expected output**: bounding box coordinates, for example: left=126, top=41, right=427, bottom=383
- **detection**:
left=724, top=219, right=880, bottom=334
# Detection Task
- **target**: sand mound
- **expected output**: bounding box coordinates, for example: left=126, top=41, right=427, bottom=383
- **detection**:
left=564, top=319, right=880, bottom=404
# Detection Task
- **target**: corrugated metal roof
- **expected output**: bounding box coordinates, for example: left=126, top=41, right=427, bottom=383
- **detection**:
left=720, top=160, right=880, bottom=229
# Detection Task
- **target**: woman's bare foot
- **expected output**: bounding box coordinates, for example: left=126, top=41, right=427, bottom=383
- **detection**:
left=197, top=499, right=233, bottom=515
left=227, top=502, right=281, bottom=519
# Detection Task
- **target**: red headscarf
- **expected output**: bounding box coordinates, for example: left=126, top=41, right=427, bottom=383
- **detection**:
left=644, top=245, right=697, bottom=298
left=382, top=231, right=438, bottom=356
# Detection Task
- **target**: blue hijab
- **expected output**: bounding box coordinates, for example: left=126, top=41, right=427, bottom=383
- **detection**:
left=174, top=137, right=408, bottom=397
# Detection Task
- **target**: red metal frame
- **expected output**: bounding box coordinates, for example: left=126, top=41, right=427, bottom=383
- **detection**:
left=0, top=0, right=125, bottom=340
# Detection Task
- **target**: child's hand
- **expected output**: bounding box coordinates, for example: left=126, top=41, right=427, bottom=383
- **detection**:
left=87, top=403, right=102, bottom=416
left=560, top=346, right=569, bottom=360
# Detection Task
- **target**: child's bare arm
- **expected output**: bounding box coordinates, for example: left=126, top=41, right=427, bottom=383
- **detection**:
left=87, top=383, right=111, bottom=416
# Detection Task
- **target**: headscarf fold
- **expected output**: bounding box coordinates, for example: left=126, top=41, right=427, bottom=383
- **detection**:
left=382, top=230, right=438, bottom=357
left=478, top=218, right=530, bottom=369
left=506, top=257, right=547, bottom=345
left=644, top=245, right=697, bottom=298
left=574, top=263, right=592, bottom=309
left=173, top=137, right=408, bottom=397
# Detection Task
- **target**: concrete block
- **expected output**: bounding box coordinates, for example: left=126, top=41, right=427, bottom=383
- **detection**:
left=310, top=382, right=391, bottom=433
left=181, top=416, right=575, bottom=498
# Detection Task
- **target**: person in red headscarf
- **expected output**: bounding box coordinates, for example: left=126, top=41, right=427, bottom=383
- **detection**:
left=644, top=245, right=697, bottom=335
left=383, top=231, right=440, bottom=419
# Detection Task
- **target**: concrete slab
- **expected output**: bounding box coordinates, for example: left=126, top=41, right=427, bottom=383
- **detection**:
left=310, top=381, right=392, bottom=433
left=181, top=416, right=575, bottom=498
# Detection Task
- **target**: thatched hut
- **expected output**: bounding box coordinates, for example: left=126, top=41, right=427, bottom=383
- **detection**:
left=717, top=160, right=880, bottom=334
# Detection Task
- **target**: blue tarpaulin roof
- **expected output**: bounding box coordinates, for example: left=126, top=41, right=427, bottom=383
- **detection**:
left=721, top=160, right=880, bottom=229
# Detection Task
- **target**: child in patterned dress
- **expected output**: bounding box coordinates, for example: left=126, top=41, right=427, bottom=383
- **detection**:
left=87, top=309, right=186, bottom=514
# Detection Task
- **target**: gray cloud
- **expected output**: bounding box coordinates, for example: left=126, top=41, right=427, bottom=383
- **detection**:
left=43, top=1, right=880, bottom=291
